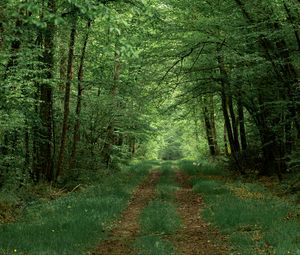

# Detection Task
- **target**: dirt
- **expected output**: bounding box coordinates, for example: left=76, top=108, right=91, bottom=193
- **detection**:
left=90, top=171, right=161, bottom=255
left=90, top=170, right=229, bottom=255
left=173, top=171, right=229, bottom=255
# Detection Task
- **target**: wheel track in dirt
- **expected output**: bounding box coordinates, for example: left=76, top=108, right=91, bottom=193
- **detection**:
left=89, top=170, right=161, bottom=255
left=173, top=171, right=229, bottom=255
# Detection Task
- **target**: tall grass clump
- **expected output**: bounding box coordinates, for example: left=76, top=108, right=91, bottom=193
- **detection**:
left=139, top=200, right=181, bottom=235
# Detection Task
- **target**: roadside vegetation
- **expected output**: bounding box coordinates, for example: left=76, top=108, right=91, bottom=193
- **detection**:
left=180, top=160, right=300, bottom=255
left=0, top=161, right=153, bottom=255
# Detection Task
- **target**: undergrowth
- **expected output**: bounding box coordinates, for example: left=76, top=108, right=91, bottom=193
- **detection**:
left=179, top=160, right=300, bottom=255
left=0, top=161, right=154, bottom=255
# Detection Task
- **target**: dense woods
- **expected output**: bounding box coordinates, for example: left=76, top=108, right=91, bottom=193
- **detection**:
left=1, top=1, right=300, bottom=254
left=1, top=0, right=300, bottom=190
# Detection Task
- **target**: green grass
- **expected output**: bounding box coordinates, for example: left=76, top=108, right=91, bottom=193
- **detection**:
left=140, top=161, right=180, bottom=234
left=156, top=162, right=179, bottom=201
left=133, top=161, right=179, bottom=255
left=133, top=235, right=175, bottom=255
left=179, top=160, right=300, bottom=255
left=0, top=161, right=155, bottom=255
left=139, top=200, right=181, bottom=235
left=192, top=179, right=227, bottom=195
left=178, top=159, right=226, bottom=176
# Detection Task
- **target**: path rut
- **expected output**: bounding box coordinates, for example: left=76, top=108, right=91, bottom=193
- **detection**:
left=90, top=171, right=160, bottom=255
left=173, top=171, right=229, bottom=255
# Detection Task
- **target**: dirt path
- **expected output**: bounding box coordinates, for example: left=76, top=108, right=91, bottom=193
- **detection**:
left=173, top=171, right=229, bottom=255
left=90, top=171, right=160, bottom=255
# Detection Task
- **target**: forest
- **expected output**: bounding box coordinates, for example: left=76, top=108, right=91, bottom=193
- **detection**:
left=0, top=0, right=300, bottom=254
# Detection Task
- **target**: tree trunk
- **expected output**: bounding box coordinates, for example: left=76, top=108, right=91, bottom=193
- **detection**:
left=237, top=93, right=247, bottom=151
left=223, top=123, right=229, bottom=156
left=69, top=20, right=91, bottom=170
left=103, top=41, right=121, bottom=167
left=56, top=12, right=77, bottom=179
left=228, top=95, right=240, bottom=152
left=36, top=0, right=56, bottom=182
left=209, top=96, right=220, bottom=155
left=202, top=96, right=219, bottom=156
left=218, top=53, right=243, bottom=172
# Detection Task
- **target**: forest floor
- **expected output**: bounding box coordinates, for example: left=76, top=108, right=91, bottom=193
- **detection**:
left=0, top=160, right=299, bottom=255
left=90, top=163, right=229, bottom=255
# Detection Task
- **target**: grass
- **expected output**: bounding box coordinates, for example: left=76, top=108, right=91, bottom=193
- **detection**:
left=139, top=161, right=181, bottom=235
left=178, top=159, right=226, bottom=176
left=156, top=161, right=179, bottom=201
left=134, top=161, right=180, bottom=255
left=133, top=235, right=175, bottom=255
left=0, top=161, right=154, bottom=255
left=179, top=160, right=300, bottom=255
left=139, top=200, right=181, bottom=235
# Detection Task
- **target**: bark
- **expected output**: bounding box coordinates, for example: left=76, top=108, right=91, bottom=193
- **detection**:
left=209, top=96, right=220, bottom=155
left=69, top=20, right=91, bottom=170
left=224, top=123, right=229, bottom=156
left=24, top=125, right=30, bottom=171
left=56, top=13, right=77, bottom=179
left=218, top=55, right=238, bottom=155
left=228, top=95, right=240, bottom=152
left=218, top=53, right=243, bottom=172
left=202, top=97, right=219, bottom=156
left=237, top=93, right=247, bottom=151
left=203, top=103, right=216, bottom=156
left=36, top=0, right=56, bottom=182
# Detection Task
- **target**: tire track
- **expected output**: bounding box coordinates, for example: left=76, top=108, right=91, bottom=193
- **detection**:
left=90, top=171, right=160, bottom=255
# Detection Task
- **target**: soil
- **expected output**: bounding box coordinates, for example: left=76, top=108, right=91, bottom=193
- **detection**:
left=173, top=171, right=229, bottom=255
left=90, top=170, right=229, bottom=255
left=90, top=171, right=161, bottom=255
